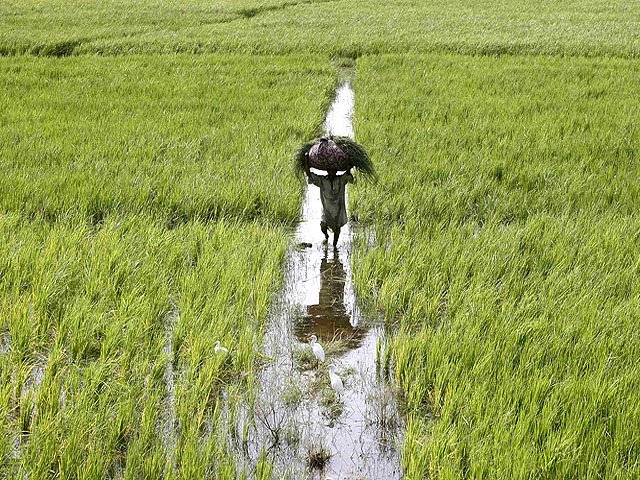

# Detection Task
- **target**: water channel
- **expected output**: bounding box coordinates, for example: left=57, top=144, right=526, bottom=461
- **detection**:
left=227, top=79, right=404, bottom=480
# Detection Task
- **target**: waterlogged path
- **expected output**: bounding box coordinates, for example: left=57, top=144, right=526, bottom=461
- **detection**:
left=229, top=79, right=404, bottom=479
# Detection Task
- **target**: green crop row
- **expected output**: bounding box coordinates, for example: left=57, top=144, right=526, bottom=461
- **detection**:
left=0, top=54, right=334, bottom=226
left=0, top=214, right=289, bottom=478
left=1, top=0, right=639, bottom=58
left=351, top=54, right=640, bottom=479
left=0, top=54, right=334, bottom=478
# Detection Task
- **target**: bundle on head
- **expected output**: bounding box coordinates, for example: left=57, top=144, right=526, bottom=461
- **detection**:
left=294, top=136, right=377, bottom=181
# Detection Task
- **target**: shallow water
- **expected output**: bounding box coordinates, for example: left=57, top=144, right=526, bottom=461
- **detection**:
left=0, top=334, right=9, bottom=356
left=162, top=308, right=178, bottom=472
left=10, top=360, right=46, bottom=463
left=325, top=82, right=355, bottom=138
left=227, top=80, right=403, bottom=479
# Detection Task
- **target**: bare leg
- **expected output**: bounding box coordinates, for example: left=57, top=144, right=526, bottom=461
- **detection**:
left=321, top=222, right=329, bottom=240
left=333, top=227, right=340, bottom=247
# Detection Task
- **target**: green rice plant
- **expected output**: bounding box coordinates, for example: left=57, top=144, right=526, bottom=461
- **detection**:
left=256, top=448, right=274, bottom=480
left=0, top=55, right=334, bottom=478
left=0, top=0, right=314, bottom=55
left=0, top=54, right=335, bottom=226
left=281, top=377, right=304, bottom=407
left=1, top=0, right=640, bottom=58
left=0, top=214, right=176, bottom=479
left=351, top=53, right=640, bottom=479
left=293, top=345, right=317, bottom=371
left=0, top=214, right=293, bottom=478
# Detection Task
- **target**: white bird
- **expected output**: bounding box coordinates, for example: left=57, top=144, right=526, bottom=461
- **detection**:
left=328, top=365, right=344, bottom=396
left=214, top=340, right=228, bottom=354
left=309, top=334, right=325, bottom=363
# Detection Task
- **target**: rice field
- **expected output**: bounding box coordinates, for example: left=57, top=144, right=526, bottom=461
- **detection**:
left=351, top=54, right=640, bottom=479
left=2, top=0, right=640, bottom=478
left=0, top=54, right=334, bottom=478
left=0, top=54, right=334, bottom=225
left=1, top=0, right=640, bottom=57
left=0, top=215, right=290, bottom=478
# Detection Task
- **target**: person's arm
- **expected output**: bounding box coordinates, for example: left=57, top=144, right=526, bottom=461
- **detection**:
left=305, top=153, right=317, bottom=185
left=305, top=156, right=322, bottom=187
left=345, top=169, right=355, bottom=184
left=305, top=153, right=311, bottom=176
left=308, top=171, right=323, bottom=187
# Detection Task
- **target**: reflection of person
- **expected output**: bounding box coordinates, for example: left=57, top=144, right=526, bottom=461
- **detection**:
left=305, top=162, right=354, bottom=247
left=295, top=247, right=366, bottom=349
left=317, top=249, right=347, bottom=312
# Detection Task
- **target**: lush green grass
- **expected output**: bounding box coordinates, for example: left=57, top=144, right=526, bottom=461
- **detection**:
left=1, top=0, right=640, bottom=57
left=0, top=0, right=314, bottom=55
left=0, top=55, right=334, bottom=478
left=0, top=54, right=334, bottom=226
left=351, top=54, right=640, bottom=479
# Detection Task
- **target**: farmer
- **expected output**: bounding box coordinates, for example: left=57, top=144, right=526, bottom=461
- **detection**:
left=305, top=161, right=354, bottom=247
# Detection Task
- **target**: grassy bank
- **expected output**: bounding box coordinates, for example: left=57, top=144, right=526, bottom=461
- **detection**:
left=352, top=54, right=640, bottom=479
left=1, top=0, right=639, bottom=58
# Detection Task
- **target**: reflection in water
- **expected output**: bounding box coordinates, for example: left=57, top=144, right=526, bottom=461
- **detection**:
left=221, top=79, right=403, bottom=480
left=295, top=246, right=367, bottom=349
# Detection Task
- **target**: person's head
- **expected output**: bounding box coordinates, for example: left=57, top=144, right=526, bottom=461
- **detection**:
left=326, top=169, right=337, bottom=179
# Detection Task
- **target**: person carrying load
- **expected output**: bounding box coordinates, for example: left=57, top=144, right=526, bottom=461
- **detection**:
left=295, top=136, right=376, bottom=247
left=305, top=161, right=354, bottom=246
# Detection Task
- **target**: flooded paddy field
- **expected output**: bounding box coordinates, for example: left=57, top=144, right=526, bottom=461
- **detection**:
left=0, top=55, right=335, bottom=478
left=1, top=1, right=640, bottom=478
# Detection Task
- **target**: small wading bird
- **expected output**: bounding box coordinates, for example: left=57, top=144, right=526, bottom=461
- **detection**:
left=214, top=340, right=228, bottom=354
left=309, top=334, right=325, bottom=363
left=328, top=365, right=344, bottom=397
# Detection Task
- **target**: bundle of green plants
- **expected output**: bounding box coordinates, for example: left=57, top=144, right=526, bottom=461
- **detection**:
left=294, top=136, right=377, bottom=181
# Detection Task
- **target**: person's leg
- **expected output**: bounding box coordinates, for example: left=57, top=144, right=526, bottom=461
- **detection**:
left=333, top=226, right=340, bottom=247
left=321, top=221, right=329, bottom=240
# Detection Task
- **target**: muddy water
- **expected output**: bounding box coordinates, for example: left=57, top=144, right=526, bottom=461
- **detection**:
left=228, top=81, right=403, bottom=479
